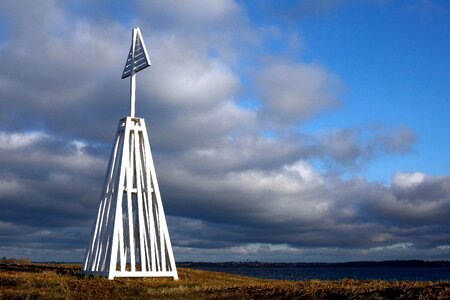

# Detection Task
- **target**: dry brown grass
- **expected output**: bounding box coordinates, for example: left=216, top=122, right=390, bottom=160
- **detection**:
left=0, top=263, right=449, bottom=299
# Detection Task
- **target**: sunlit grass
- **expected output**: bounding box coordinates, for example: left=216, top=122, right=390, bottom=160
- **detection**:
left=0, top=263, right=449, bottom=299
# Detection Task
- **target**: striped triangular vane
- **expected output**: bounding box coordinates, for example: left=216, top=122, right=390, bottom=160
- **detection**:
left=122, top=28, right=151, bottom=79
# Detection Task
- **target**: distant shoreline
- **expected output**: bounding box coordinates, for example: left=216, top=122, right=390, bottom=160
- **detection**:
left=30, top=259, right=450, bottom=268
left=179, top=260, right=450, bottom=268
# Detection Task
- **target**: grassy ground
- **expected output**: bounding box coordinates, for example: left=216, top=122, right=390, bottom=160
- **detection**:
left=0, top=263, right=449, bottom=299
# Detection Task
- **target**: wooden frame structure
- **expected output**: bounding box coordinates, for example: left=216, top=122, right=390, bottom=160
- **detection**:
left=82, top=28, right=178, bottom=280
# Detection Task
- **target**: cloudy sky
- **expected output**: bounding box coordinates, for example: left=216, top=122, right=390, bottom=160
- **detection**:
left=0, top=0, right=449, bottom=263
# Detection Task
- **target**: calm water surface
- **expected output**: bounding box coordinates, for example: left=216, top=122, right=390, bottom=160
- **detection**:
left=190, top=266, right=450, bottom=282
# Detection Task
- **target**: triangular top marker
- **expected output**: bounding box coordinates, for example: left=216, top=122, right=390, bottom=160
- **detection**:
left=122, top=27, right=151, bottom=79
left=122, top=27, right=151, bottom=117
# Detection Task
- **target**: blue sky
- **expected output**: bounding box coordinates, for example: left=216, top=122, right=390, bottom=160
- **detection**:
left=0, top=0, right=449, bottom=263
left=242, top=0, right=450, bottom=182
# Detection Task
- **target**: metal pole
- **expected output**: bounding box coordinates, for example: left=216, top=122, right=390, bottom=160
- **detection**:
left=130, top=73, right=136, bottom=117
left=130, top=28, right=137, bottom=118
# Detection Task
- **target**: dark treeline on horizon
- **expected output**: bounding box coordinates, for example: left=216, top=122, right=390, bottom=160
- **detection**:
left=12, top=259, right=450, bottom=268
left=178, top=260, right=450, bottom=268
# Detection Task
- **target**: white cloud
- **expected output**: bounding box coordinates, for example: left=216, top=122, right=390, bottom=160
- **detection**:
left=377, top=126, right=417, bottom=154
left=0, top=178, right=23, bottom=197
left=321, top=129, right=368, bottom=163
left=255, top=63, right=341, bottom=124
left=0, top=0, right=447, bottom=263
left=141, top=35, right=239, bottom=110
left=393, top=172, right=426, bottom=189
left=135, top=0, right=242, bottom=28
left=0, top=131, right=48, bottom=149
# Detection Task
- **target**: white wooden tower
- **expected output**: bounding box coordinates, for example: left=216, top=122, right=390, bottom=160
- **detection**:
left=82, top=27, right=178, bottom=280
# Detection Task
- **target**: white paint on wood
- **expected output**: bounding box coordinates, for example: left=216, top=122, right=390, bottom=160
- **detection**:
left=82, top=117, right=178, bottom=280
left=82, top=27, right=177, bottom=280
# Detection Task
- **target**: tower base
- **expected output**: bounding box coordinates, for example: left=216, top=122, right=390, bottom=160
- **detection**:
left=82, top=117, right=178, bottom=280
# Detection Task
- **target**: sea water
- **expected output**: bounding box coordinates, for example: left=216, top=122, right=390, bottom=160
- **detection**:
left=190, top=266, right=450, bottom=282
